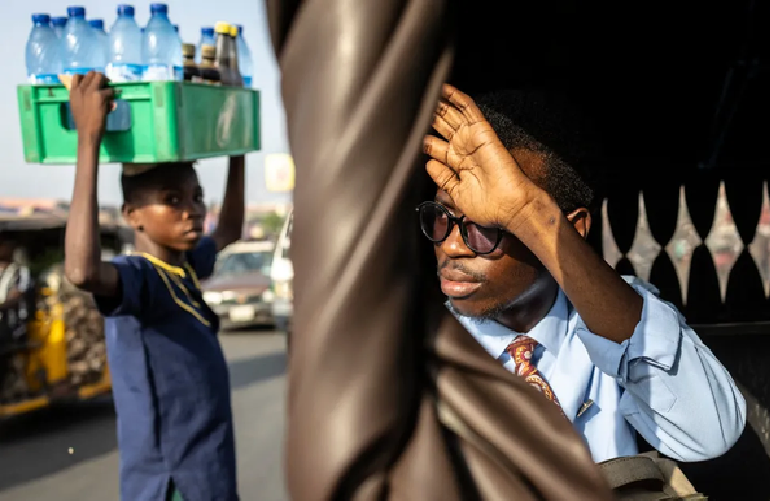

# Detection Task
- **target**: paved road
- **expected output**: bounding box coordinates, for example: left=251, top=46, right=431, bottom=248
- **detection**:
left=0, top=330, right=289, bottom=501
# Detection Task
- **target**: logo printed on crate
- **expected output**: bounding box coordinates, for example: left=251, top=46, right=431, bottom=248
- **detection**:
left=217, top=94, right=239, bottom=147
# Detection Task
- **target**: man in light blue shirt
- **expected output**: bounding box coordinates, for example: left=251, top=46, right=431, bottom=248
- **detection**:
left=419, top=84, right=746, bottom=463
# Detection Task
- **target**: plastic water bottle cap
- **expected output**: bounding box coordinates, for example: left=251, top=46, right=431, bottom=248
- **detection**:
left=52, top=16, right=68, bottom=27
left=31, top=13, right=52, bottom=25
left=117, top=4, right=135, bottom=18
left=236, top=25, right=244, bottom=36
left=202, top=27, right=215, bottom=37
left=88, top=19, right=105, bottom=31
left=149, top=3, right=169, bottom=15
left=173, top=25, right=179, bottom=33
left=215, top=21, right=231, bottom=34
left=66, top=6, right=86, bottom=19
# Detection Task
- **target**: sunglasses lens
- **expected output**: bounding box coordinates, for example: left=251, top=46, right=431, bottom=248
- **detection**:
left=419, top=204, right=450, bottom=242
left=465, top=222, right=499, bottom=254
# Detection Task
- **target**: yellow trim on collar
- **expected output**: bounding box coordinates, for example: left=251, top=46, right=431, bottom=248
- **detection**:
left=139, top=253, right=186, bottom=277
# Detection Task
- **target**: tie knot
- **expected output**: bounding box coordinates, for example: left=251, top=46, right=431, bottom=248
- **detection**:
left=506, top=335, right=538, bottom=367
left=507, top=335, right=537, bottom=352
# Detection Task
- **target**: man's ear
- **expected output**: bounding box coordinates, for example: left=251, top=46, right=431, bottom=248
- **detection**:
left=567, top=208, right=592, bottom=238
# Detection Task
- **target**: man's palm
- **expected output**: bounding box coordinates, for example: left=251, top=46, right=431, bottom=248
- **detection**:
left=425, top=87, right=531, bottom=228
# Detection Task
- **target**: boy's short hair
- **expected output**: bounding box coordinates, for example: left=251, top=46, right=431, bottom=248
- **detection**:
left=121, top=162, right=196, bottom=204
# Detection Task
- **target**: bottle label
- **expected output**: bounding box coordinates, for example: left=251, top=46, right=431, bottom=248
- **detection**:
left=28, top=74, right=61, bottom=85
left=106, top=63, right=145, bottom=83
left=242, top=76, right=253, bottom=88
left=63, top=67, right=101, bottom=76
left=143, top=64, right=184, bottom=81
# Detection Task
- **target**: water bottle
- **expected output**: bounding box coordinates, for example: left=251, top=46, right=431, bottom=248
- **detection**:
left=63, top=6, right=105, bottom=75
left=52, top=17, right=67, bottom=39
left=172, top=25, right=183, bottom=79
left=197, top=27, right=215, bottom=63
left=107, top=4, right=143, bottom=82
left=142, top=3, right=180, bottom=81
left=235, top=25, right=253, bottom=88
left=26, top=14, right=62, bottom=84
left=88, top=19, right=110, bottom=69
left=215, top=22, right=234, bottom=86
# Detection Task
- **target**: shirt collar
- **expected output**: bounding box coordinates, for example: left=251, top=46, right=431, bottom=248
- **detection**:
left=452, top=290, right=570, bottom=358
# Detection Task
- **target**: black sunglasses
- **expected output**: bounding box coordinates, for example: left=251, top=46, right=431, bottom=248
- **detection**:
left=416, top=201, right=504, bottom=255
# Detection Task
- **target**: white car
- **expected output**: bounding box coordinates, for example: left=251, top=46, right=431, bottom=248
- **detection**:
left=202, top=240, right=276, bottom=329
left=271, top=212, right=293, bottom=338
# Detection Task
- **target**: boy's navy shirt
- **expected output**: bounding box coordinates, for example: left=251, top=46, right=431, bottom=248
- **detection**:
left=95, top=237, right=238, bottom=501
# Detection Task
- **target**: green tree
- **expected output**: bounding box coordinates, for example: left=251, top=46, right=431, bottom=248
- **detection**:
left=261, top=211, right=285, bottom=238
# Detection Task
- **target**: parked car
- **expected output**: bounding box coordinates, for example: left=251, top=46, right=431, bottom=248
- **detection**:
left=271, top=212, right=293, bottom=342
left=202, top=240, right=276, bottom=330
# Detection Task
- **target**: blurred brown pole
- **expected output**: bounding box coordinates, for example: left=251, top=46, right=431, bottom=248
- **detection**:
left=265, top=1, right=615, bottom=499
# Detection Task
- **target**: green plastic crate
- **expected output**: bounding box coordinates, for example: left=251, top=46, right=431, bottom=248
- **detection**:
left=17, top=81, right=261, bottom=164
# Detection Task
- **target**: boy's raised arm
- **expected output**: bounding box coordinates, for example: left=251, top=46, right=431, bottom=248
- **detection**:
left=212, top=155, right=245, bottom=252
left=64, top=72, right=120, bottom=297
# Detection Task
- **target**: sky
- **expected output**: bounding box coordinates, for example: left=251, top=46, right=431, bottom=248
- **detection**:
left=3, top=0, right=291, bottom=206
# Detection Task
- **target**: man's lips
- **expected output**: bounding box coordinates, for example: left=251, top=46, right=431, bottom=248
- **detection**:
left=439, top=271, right=482, bottom=298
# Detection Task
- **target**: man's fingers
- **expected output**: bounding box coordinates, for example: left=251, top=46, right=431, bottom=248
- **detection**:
left=97, top=73, right=112, bottom=90
left=100, top=88, right=117, bottom=111
left=436, top=100, right=464, bottom=132
left=69, top=74, right=83, bottom=91
left=425, top=159, right=458, bottom=195
left=423, top=135, right=451, bottom=166
left=432, top=114, right=455, bottom=140
left=442, top=83, right=484, bottom=122
left=82, top=71, right=97, bottom=90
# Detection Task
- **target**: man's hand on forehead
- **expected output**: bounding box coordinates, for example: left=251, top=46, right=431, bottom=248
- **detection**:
left=423, top=84, right=545, bottom=231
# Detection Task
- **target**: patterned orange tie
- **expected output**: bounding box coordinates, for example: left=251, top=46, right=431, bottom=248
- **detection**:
left=506, top=336, right=561, bottom=407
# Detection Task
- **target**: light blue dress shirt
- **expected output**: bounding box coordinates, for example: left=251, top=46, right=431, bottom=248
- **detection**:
left=453, top=276, right=747, bottom=463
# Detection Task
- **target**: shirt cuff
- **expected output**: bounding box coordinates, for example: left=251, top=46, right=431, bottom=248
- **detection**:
left=575, top=279, right=682, bottom=382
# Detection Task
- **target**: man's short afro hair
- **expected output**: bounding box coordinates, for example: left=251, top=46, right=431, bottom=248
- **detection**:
left=473, top=89, right=605, bottom=214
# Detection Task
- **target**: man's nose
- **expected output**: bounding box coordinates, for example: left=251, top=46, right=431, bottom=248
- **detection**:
left=440, top=224, right=475, bottom=257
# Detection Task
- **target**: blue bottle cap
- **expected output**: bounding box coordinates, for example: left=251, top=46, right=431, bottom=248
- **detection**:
left=149, top=3, right=168, bottom=15
left=66, top=6, right=86, bottom=19
left=173, top=24, right=179, bottom=33
left=236, top=25, right=243, bottom=36
left=52, top=16, right=68, bottom=27
left=32, top=13, right=52, bottom=25
left=88, top=19, right=105, bottom=30
left=117, top=4, right=135, bottom=18
left=201, top=26, right=215, bottom=37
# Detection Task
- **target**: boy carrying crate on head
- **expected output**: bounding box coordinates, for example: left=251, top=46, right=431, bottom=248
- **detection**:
left=63, top=72, right=244, bottom=501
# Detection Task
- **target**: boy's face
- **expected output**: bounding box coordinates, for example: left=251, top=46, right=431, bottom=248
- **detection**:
left=124, top=167, right=206, bottom=251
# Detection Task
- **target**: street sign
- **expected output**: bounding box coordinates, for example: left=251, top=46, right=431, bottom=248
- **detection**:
left=265, top=153, right=296, bottom=192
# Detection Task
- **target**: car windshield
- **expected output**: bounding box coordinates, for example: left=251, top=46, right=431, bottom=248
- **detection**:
left=215, top=251, right=273, bottom=276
